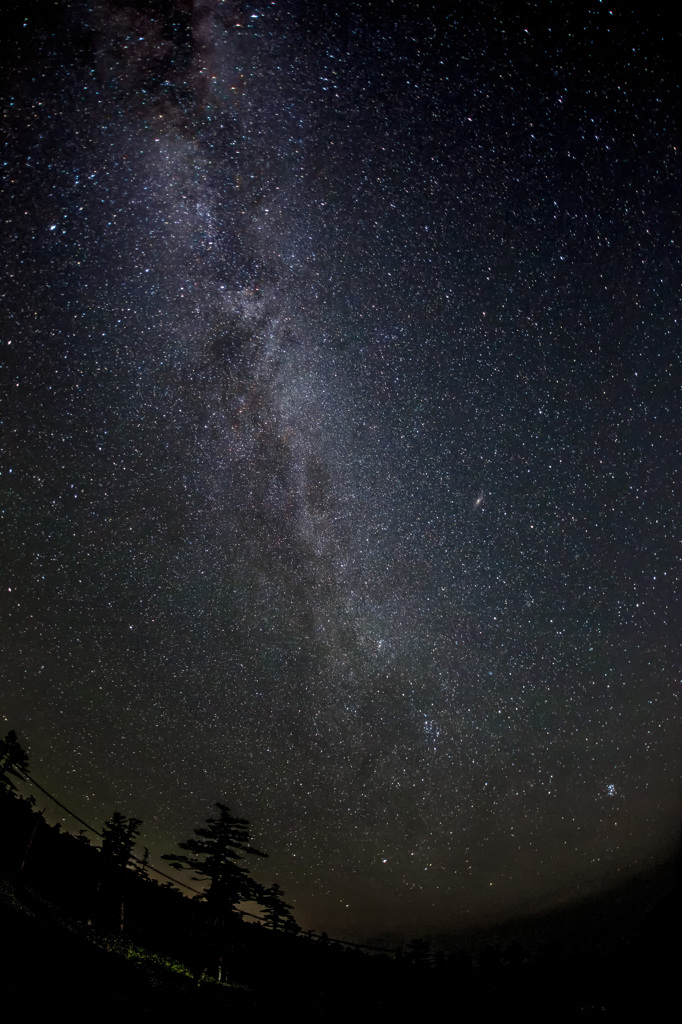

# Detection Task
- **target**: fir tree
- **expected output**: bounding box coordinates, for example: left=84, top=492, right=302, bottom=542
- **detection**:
left=163, top=802, right=267, bottom=915
left=99, top=812, right=143, bottom=933
left=101, top=811, right=142, bottom=869
left=0, top=730, right=29, bottom=792
left=135, top=846, right=150, bottom=876
left=258, top=881, right=297, bottom=932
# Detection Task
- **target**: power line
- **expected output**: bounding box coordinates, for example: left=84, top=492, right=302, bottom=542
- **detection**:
left=22, top=771, right=103, bottom=839
left=20, top=769, right=209, bottom=898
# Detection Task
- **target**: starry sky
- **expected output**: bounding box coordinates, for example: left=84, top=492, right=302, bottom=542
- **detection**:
left=1, top=0, right=679, bottom=941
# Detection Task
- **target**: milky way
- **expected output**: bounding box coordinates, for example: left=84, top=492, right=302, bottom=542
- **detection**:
left=1, top=1, right=679, bottom=939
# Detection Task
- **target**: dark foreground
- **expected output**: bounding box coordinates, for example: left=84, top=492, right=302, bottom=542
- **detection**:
left=1, top=785, right=679, bottom=1022
left=1, top=867, right=679, bottom=1023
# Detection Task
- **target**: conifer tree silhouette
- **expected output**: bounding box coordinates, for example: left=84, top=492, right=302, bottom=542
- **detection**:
left=135, top=846, right=150, bottom=876
left=0, top=730, right=29, bottom=792
left=101, top=811, right=142, bottom=869
left=163, top=802, right=267, bottom=915
left=258, top=881, right=297, bottom=932
left=99, top=811, right=143, bottom=932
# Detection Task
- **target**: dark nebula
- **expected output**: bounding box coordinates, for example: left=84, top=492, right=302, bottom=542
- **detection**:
left=1, top=1, right=679, bottom=940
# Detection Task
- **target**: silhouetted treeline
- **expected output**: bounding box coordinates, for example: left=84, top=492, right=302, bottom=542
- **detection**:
left=1, top=729, right=680, bottom=1021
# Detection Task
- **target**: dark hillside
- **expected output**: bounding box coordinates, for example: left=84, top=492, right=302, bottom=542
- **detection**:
left=1, top=785, right=679, bottom=1021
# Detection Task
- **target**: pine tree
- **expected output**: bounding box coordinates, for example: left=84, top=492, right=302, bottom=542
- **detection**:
left=258, top=881, right=297, bottom=932
left=100, top=811, right=142, bottom=869
left=163, top=802, right=267, bottom=915
left=0, top=730, right=29, bottom=792
left=98, top=812, right=143, bottom=933
left=135, top=846, right=150, bottom=876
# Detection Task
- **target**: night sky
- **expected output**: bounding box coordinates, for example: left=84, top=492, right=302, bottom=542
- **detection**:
left=1, top=1, right=679, bottom=941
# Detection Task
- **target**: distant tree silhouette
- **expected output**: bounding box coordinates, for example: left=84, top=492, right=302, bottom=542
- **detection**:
left=405, top=937, right=433, bottom=968
left=258, top=882, right=297, bottom=932
left=99, top=811, right=143, bottom=932
left=135, top=846, right=150, bottom=876
left=0, top=730, right=29, bottom=792
left=163, top=802, right=267, bottom=917
left=101, top=812, right=142, bottom=869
